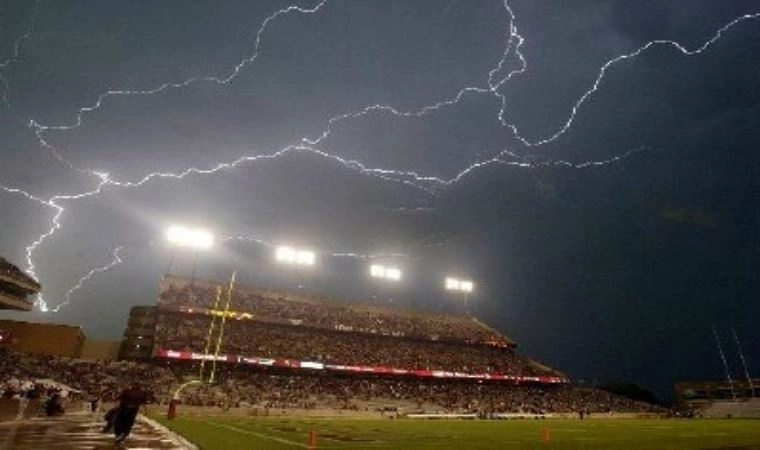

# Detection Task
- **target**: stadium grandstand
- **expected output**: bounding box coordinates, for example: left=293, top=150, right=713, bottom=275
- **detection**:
left=101, top=274, right=663, bottom=416
left=0, top=256, right=40, bottom=311
left=118, top=306, right=157, bottom=360
left=1, top=272, right=664, bottom=424
left=676, top=379, right=760, bottom=419
left=158, top=275, right=514, bottom=347
left=148, top=275, right=556, bottom=381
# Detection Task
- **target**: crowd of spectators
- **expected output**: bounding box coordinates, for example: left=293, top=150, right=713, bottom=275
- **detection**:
left=154, top=312, right=545, bottom=376
left=1, top=349, right=661, bottom=415
left=158, top=277, right=509, bottom=346
left=184, top=367, right=662, bottom=415
left=0, top=349, right=174, bottom=405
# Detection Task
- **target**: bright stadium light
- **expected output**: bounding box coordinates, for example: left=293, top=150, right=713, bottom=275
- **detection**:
left=166, top=225, right=214, bottom=250
left=446, top=276, right=475, bottom=311
left=296, top=250, right=316, bottom=266
left=275, top=246, right=296, bottom=263
left=370, top=264, right=386, bottom=278
left=385, top=267, right=402, bottom=281
left=370, top=264, right=402, bottom=281
left=275, top=246, right=316, bottom=266
left=446, top=277, right=473, bottom=292
left=165, top=225, right=214, bottom=281
left=445, top=277, right=461, bottom=290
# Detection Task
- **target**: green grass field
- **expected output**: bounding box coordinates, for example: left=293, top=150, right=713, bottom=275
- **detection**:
left=153, top=415, right=760, bottom=450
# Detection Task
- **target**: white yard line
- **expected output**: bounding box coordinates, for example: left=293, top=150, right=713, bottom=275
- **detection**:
left=139, top=415, right=199, bottom=449
left=202, top=420, right=390, bottom=449
left=203, top=420, right=313, bottom=448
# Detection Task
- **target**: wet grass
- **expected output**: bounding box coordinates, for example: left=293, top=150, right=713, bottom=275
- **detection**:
left=153, top=415, right=760, bottom=450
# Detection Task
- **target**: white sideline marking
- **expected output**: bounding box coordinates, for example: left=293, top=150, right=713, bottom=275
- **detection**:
left=203, top=421, right=312, bottom=448
left=202, top=421, right=389, bottom=449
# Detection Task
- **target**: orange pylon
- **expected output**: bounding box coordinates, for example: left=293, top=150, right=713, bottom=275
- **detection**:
left=309, top=428, right=317, bottom=450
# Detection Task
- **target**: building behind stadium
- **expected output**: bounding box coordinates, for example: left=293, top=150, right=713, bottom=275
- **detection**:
left=0, top=319, right=120, bottom=360
left=0, top=255, right=119, bottom=360
left=0, top=257, right=40, bottom=312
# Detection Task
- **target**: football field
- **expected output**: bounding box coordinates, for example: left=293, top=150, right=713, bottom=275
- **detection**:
left=153, top=416, right=760, bottom=450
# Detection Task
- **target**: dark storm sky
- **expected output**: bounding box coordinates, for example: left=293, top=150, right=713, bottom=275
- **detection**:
left=1, top=0, right=759, bottom=399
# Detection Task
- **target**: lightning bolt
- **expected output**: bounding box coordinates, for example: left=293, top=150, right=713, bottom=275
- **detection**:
left=5, top=0, right=758, bottom=312
left=52, top=245, right=127, bottom=312
left=0, top=184, right=60, bottom=311
left=220, top=234, right=407, bottom=260
left=27, top=0, right=330, bottom=151
left=506, top=11, right=760, bottom=147
left=1, top=173, right=113, bottom=311
left=99, top=143, right=440, bottom=195
left=0, top=0, right=42, bottom=111
left=0, top=0, right=40, bottom=69
left=305, top=7, right=760, bottom=150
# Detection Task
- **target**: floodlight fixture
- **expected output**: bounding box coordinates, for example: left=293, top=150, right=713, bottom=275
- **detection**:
left=446, top=277, right=474, bottom=292
left=275, top=246, right=296, bottom=263
left=385, top=267, right=402, bottom=281
left=166, top=225, right=214, bottom=250
left=275, top=246, right=316, bottom=266
left=445, top=277, right=461, bottom=290
left=370, top=264, right=386, bottom=278
left=370, top=264, right=402, bottom=281
left=296, top=250, right=316, bottom=266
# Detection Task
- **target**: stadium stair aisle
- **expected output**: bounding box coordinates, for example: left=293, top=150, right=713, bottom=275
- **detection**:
left=0, top=412, right=192, bottom=449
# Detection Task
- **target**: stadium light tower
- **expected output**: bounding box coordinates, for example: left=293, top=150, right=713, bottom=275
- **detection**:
left=445, top=276, right=475, bottom=311
left=369, top=264, right=402, bottom=282
left=167, top=225, right=214, bottom=250
left=275, top=245, right=316, bottom=290
left=166, top=225, right=214, bottom=282
left=275, top=246, right=316, bottom=266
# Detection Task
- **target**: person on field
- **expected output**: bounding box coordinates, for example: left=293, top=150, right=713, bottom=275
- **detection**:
left=113, top=383, right=148, bottom=443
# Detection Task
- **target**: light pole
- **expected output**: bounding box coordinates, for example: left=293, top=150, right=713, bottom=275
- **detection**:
left=275, top=245, right=316, bottom=290
left=166, top=225, right=214, bottom=282
left=445, top=277, right=475, bottom=312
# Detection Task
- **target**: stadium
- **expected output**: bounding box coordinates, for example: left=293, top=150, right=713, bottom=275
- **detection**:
left=4, top=264, right=760, bottom=448
left=2, top=1, right=760, bottom=448
left=125, top=274, right=645, bottom=415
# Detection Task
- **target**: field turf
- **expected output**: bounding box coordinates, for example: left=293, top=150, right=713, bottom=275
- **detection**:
left=153, top=415, right=760, bottom=450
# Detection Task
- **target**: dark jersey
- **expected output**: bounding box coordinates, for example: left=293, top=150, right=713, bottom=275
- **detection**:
left=118, top=387, right=148, bottom=409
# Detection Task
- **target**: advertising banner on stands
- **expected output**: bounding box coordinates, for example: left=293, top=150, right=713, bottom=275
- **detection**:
left=156, top=348, right=567, bottom=384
